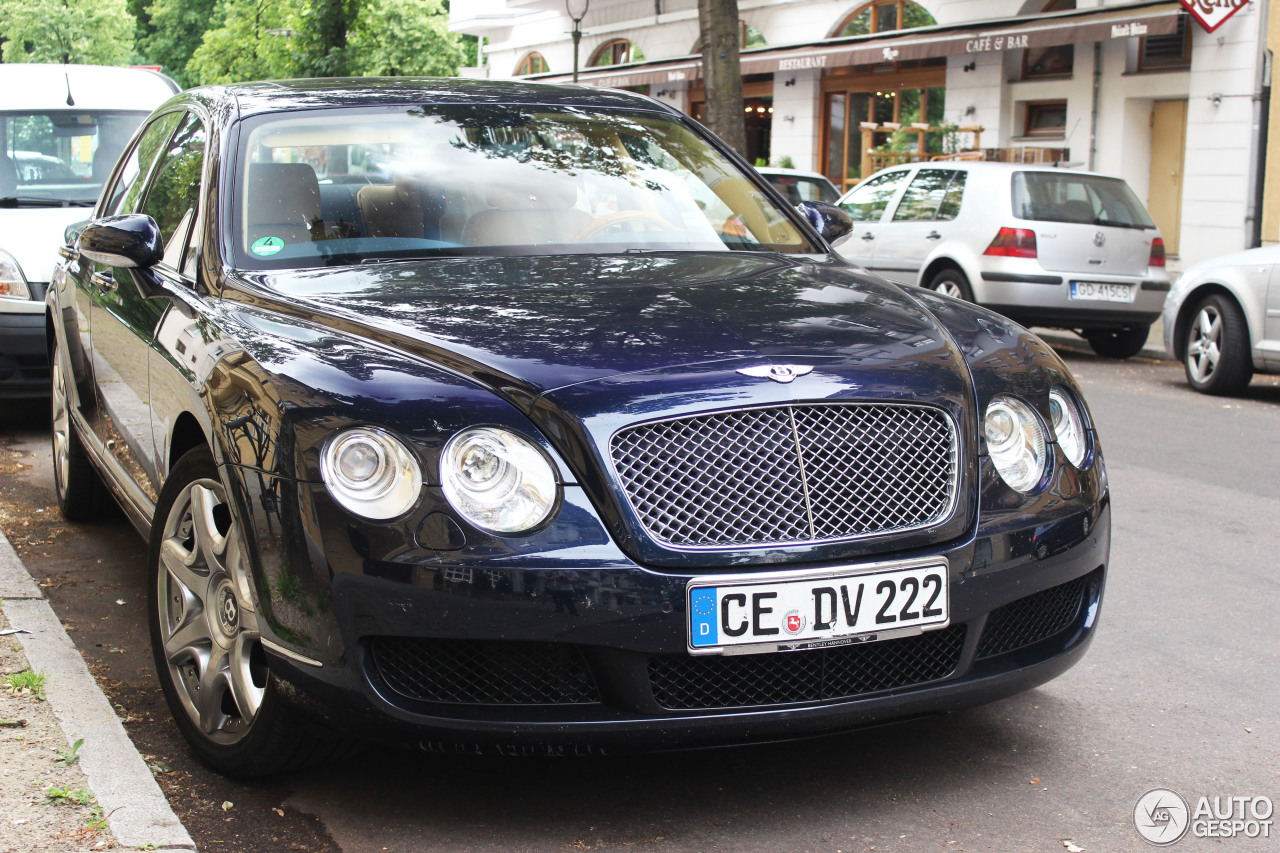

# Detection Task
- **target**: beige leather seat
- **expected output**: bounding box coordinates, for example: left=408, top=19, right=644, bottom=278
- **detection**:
left=462, top=179, right=592, bottom=247
left=358, top=176, right=426, bottom=239
left=244, top=163, right=324, bottom=247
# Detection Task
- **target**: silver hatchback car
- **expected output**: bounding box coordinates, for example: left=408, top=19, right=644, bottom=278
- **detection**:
left=836, top=161, right=1169, bottom=359
left=1162, top=244, right=1280, bottom=395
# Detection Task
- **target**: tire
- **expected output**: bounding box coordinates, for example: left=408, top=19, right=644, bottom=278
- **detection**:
left=1183, top=294, right=1253, bottom=395
left=50, top=337, right=110, bottom=521
left=1084, top=326, right=1150, bottom=359
left=928, top=268, right=973, bottom=302
left=148, top=447, right=347, bottom=776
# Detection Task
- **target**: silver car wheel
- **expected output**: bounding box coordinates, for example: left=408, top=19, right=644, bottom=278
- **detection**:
left=935, top=280, right=964, bottom=299
left=156, top=480, right=264, bottom=744
left=50, top=354, right=71, bottom=498
left=1186, top=304, right=1222, bottom=383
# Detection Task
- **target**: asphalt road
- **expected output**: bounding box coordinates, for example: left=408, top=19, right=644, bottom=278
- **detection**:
left=0, top=346, right=1277, bottom=853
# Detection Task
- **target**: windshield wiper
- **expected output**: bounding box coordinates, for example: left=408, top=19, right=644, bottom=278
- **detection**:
left=0, top=197, right=96, bottom=208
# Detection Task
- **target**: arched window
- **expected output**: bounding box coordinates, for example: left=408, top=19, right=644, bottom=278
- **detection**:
left=514, top=52, right=549, bottom=76
left=589, top=40, right=645, bottom=68
left=1023, top=0, right=1074, bottom=79
left=833, top=0, right=936, bottom=38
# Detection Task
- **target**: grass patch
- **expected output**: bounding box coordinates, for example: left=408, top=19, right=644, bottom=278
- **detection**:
left=44, top=785, right=94, bottom=806
left=2, top=669, right=47, bottom=700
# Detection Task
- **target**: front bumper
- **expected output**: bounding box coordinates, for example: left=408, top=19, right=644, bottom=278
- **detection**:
left=0, top=304, right=49, bottom=398
left=261, top=499, right=1111, bottom=753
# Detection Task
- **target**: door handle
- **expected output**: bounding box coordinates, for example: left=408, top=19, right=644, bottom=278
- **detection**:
left=58, top=245, right=79, bottom=262
left=91, top=271, right=117, bottom=294
left=861, top=232, right=875, bottom=242
left=926, top=231, right=942, bottom=240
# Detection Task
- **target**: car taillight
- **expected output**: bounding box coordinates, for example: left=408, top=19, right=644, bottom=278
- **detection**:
left=1149, top=237, right=1166, bottom=267
left=984, top=227, right=1037, bottom=259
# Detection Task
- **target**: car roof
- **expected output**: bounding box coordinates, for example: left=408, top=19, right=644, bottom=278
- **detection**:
left=873, top=160, right=1114, bottom=179
left=188, top=78, right=679, bottom=120
left=0, top=63, right=178, bottom=111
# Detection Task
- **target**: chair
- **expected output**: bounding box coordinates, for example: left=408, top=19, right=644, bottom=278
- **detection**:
left=358, top=176, right=447, bottom=240
left=244, top=163, right=324, bottom=246
left=461, top=178, right=592, bottom=246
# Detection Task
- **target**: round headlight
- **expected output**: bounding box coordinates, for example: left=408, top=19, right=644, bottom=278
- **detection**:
left=984, top=397, right=1047, bottom=493
left=321, top=427, right=423, bottom=520
left=1048, top=387, right=1089, bottom=469
left=441, top=427, right=558, bottom=534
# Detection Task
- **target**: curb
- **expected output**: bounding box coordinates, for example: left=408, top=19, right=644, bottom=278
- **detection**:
left=1033, top=328, right=1172, bottom=362
left=0, top=526, right=196, bottom=853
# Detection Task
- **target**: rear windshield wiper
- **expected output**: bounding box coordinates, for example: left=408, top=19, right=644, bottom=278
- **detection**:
left=0, top=197, right=96, bottom=208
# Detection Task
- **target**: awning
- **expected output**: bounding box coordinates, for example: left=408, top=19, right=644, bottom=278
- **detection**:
left=533, top=0, right=1183, bottom=89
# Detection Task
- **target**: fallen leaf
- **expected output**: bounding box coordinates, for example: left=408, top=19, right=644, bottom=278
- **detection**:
left=115, top=599, right=126, bottom=606
left=273, top=808, right=284, bottom=817
left=221, top=801, right=234, bottom=811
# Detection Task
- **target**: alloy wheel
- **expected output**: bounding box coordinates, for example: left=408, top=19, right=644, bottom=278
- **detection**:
left=50, top=355, right=71, bottom=498
left=156, top=480, right=264, bottom=744
left=1186, top=304, right=1222, bottom=384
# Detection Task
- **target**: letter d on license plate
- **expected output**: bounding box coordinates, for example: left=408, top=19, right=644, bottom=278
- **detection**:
left=687, top=559, right=949, bottom=655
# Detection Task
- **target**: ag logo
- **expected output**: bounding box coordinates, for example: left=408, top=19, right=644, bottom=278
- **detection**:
left=1134, top=788, right=1190, bottom=845
left=1179, top=0, right=1248, bottom=33
left=783, top=610, right=805, bottom=635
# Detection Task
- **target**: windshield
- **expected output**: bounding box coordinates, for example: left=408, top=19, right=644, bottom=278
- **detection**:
left=1011, top=171, right=1156, bottom=230
left=231, top=104, right=817, bottom=269
left=0, top=110, right=151, bottom=206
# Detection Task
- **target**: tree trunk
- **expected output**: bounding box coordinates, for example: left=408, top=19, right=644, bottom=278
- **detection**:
left=697, top=0, right=746, bottom=158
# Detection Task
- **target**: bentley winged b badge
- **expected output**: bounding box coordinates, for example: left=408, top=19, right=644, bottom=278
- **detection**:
left=737, top=364, right=815, bottom=384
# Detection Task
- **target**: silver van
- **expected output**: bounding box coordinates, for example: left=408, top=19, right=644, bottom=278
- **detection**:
left=0, top=64, right=177, bottom=399
left=836, top=161, right=1169, bottom=359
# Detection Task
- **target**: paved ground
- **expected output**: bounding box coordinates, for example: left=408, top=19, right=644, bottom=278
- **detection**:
left=0, top=347, right=1276, bottom=852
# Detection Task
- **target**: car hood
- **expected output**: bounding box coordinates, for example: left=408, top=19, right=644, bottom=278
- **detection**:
left=0, top=208, right=87, bottom=285
left=233, top=252, right=970, bottom=404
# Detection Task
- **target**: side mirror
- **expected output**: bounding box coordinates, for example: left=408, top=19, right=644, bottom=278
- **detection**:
left=77, top=214, right=163, bottom=269
left=796, top=201, right=854, bottom=247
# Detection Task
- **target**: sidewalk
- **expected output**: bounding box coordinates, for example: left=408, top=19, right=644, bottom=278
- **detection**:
left=0, top=526, right=195, bottom=852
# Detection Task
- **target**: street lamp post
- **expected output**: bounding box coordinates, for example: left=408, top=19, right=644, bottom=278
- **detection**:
left=566, top=0, right=590, bottom=83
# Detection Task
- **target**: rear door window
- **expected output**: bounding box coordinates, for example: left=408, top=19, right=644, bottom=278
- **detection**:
left=892, top=169, right=963, bottom=221
left=840, top=170, right=909, bottom=222
left=1012, top=171, right=1155, bottom=229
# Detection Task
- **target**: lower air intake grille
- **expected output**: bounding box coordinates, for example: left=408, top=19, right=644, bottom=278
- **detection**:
left=370, top=638, right=601, bottom=705
left=976, top=575, right=1089, bottom=660
left=649, top=625, right=965, bottom=710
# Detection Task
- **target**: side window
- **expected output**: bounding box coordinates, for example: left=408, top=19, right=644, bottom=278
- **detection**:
left=104, top=112, right=183, bottom=217
left=839, top=170, right=907, bottom=222
left=140, top=113, right=207, bottom=271
left=892, top=170, right=956, bottom=222
left=936, top=171, right=967, bottom=220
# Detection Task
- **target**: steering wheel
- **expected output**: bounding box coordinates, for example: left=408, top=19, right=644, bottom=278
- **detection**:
left=572, top=209, right=679, bottom=242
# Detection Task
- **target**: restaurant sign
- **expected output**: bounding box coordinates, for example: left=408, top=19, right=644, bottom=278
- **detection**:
left=1179, top=0, right=1250, bottom=33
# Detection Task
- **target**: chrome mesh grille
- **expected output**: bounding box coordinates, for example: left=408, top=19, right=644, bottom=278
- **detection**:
left=611, top=404, right=957, bottom=547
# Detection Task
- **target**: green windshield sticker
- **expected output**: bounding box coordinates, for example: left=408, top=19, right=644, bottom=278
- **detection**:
left=250, top=236, right=285, bottom=256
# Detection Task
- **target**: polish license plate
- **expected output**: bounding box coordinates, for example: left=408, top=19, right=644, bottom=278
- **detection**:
left=1069, top=281, right=1135, bottom=302
left=686, top=561, right=949, bottom=655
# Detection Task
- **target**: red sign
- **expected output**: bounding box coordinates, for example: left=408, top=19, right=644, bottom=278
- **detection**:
left=1179, top=0, right=1249, bottom=33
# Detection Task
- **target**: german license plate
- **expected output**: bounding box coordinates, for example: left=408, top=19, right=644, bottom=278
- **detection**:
left=687, top=561, right=949, bottom=655
left=1069, top=281, right=1135, bottom=302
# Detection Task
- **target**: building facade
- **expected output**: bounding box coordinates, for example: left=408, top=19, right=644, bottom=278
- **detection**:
left=451, top=0, right=1271, bottom=269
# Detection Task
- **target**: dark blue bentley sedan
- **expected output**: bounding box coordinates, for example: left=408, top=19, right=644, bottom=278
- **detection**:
left=47, top=79, right=1109, bottom=776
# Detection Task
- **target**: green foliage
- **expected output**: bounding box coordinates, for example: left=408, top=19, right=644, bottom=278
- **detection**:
left=55, top=737, right=85, bottom=766
left=2, top=669, right=47, bottom=700
left=0, top=0, right=134, bottom=65
left=773, top=155, right=795, bottom=169
left=137, top=0, right=223, bottom=86
left=348, top=0, right=463, bottom=77
left=187, top=0, right=301, bottom=84
left=292, top=0, right=361, bottom=77
left=44, top=785, right=94, bottom=806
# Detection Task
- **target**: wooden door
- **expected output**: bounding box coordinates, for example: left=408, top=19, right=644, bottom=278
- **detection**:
left=1148, top=99, right=1187, bottom=256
